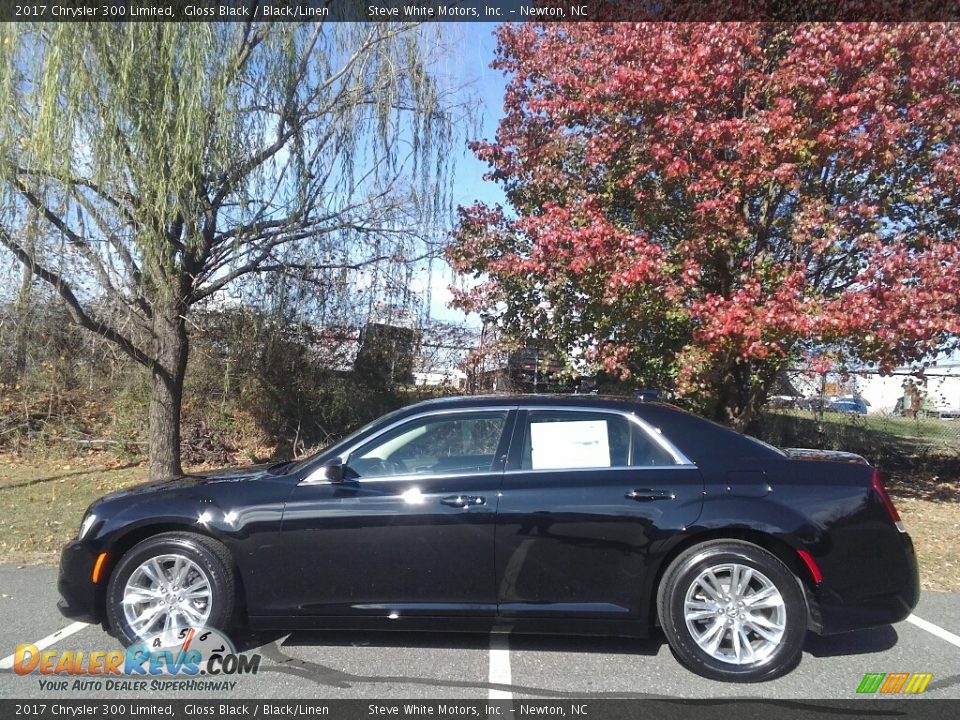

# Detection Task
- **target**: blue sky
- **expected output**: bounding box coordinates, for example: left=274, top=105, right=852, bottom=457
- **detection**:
left=422, top=23, right=506, bottom=325
left=448, top=23, right=508, bottom=210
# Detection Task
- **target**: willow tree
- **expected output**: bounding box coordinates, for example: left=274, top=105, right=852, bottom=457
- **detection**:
left=0, top=22, right=460, bottom=479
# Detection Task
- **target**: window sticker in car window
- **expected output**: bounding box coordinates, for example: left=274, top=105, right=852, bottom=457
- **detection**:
left=530, top=420, right=611, bottom=469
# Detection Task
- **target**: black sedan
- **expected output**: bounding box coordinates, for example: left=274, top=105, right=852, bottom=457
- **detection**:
left=58, top=395, right=919, bottom=682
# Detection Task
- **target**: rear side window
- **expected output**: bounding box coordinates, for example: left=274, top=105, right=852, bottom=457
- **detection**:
left=630, top=423, right=679, bottom=466
left=520, top=411, right=675, bottom=470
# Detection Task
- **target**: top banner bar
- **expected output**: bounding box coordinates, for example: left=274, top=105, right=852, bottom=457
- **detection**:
left=1, top=0, right=959, bottom=22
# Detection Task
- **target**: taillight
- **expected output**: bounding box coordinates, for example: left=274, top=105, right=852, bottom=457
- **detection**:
left=796, top=549, right=823, bottom=584
left=872, top=469, right=906, bottom=533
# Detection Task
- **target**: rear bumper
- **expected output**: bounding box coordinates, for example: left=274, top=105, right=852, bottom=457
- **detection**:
left=57, top=540, right=101, bottom=625
left=812, top=531, right=920, bottom=635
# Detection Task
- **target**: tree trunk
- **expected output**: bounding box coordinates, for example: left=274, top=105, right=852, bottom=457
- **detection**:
left=148, top=302, right=189, bottom=480
left=713, top=358, right=779, bottom=434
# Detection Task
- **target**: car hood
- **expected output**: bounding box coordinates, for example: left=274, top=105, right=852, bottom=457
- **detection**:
left=94, top=463, right=277, bottom=502
left=784, top=448, right=869, bottom=464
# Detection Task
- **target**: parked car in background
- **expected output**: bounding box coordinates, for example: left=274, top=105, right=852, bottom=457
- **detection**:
left=58, top=395, right=919, bottom=683
left=827, top=398, right=868, bottom=415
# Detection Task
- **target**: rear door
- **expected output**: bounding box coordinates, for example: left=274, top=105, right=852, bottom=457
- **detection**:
left=494, top=408, right=704, bottom=619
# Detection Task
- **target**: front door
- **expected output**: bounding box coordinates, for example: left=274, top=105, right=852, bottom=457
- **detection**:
left=495, top=408, right=704, bottom=619
left=278, top=409, right=515, bottom=618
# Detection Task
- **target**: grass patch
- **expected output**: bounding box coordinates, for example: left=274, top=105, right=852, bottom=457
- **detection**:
left=765, top=409, right=960, bottom=446
left=0, top=453, right=146, bottom=564
left=898, top=497, right=960, bottom=593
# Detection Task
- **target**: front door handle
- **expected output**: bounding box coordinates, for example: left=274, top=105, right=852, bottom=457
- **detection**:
left=625, top=488, right=676, bottom=502
left=440, top=495, right=486, bottom=508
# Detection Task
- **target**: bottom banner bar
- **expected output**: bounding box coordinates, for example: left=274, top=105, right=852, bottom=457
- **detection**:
left=1, top=699, right=956, bottom=720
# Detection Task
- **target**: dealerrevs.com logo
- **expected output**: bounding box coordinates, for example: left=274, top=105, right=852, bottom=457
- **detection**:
left=856, top=672, right=933, bottom=695
left=13, top=627, right=260, bottom=692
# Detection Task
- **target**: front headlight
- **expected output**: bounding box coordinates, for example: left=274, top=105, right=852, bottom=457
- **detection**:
left=78, top=512, right=97, bottom=540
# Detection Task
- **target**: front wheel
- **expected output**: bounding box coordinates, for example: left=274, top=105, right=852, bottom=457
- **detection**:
left=105, top=532, right=236, bottom=646
left=658, top=540, right=807, bottom=682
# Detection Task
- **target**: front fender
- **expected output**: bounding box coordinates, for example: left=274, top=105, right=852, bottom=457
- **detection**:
left=89, top=483, right=288, bottom=614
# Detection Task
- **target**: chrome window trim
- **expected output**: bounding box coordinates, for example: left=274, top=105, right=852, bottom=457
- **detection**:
left=300, top=406, right=517, bottom=486
left=301, top=464, right=697, bottom=487
left=298, top=469, right=504, bottom=486
left=518, top=405, right=695, bottom=468
left=504, top=465, right=696, bottom=476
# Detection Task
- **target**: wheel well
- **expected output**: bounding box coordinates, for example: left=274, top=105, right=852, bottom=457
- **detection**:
left=96, top=523, right=247, bottom=628
left=649, top=528, right=816, bottom=627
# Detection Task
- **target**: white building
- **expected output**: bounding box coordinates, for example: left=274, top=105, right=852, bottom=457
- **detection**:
left=847, top=366, right=960, bottom=416
left=413, top=370, right=467, bottom=388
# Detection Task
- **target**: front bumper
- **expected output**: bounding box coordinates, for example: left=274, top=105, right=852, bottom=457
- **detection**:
left=57, top=540, right=101, bottom=624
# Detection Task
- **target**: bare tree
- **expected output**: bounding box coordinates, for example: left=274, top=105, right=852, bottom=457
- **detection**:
left=0, top=21, right=466, bottom=479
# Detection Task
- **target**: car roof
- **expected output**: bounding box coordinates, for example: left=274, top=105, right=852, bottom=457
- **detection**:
left=405, top=393, right=662, bottom=412
left=397, top=394, right=781, bottom=463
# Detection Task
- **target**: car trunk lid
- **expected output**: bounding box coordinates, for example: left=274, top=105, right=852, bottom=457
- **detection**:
left=783, top=448, right=869, bottom=464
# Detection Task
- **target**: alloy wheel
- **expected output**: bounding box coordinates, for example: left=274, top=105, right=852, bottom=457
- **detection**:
left=683, top=562, right=786, bottom=665
left=121, top=553, right=213, bottom=639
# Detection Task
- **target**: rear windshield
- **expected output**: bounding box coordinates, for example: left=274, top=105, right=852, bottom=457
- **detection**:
left=635, top=404, right=785, bottom=464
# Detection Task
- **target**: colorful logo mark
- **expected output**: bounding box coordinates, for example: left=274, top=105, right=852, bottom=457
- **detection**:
left=13, top=626, right=259, bottom=677
left=857, top=672, right=932, bottom=695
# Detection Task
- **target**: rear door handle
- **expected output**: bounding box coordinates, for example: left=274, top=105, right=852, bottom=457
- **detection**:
left=440, top=495, right=486, bottom=508
left=625, top=489, right=676, bottom=502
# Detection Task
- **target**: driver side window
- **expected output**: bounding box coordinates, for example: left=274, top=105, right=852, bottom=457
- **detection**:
left=346, top=412, right=508, bottom=479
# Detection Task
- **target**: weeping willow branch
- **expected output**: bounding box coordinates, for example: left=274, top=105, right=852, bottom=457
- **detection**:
left=0, top=225, right=162, bottom=376
left=0, top=20, right=469, bottom=479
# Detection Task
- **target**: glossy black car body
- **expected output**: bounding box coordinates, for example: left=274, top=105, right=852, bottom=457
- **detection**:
left=59, top=395, right=919, bottom=678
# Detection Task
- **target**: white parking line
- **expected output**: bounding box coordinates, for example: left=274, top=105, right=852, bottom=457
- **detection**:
left=488, top=632, right=513, bottom=700
left=0, top=621, right=91, bottom=670
left=907, top=613, right=960, bottom=650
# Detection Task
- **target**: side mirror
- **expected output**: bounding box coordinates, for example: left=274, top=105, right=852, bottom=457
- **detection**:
left=323, top=459, right=345, bottom=483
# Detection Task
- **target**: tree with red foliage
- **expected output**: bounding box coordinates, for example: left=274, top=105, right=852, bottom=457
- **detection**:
left=449, top=23, right=960, bottom=429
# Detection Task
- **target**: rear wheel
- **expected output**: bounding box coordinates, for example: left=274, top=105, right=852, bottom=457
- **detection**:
left=105, top=532, right=236, bottom=646
left=658, top=540, right=807, bottom=681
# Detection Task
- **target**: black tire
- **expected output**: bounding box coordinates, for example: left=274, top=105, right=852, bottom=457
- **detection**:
left=105, top=532, right=236, bottom=647
left=657, top=539, right=807, bottom=682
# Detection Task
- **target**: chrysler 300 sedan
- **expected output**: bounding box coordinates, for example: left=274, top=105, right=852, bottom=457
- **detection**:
left=58, top=395, right=919, bottom=681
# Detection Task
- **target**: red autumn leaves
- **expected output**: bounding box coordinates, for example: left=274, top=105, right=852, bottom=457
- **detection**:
left=449, top=23, right=960, bottom=420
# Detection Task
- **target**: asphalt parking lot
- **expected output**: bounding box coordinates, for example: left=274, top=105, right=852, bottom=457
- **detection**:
left=1, top=565, right=958, bottom=700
